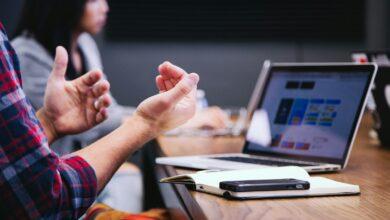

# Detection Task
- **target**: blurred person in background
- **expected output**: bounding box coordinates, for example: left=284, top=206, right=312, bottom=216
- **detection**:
left=12, top=0, right=227, bottom=212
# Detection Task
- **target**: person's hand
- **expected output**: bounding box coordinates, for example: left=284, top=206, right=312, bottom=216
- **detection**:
left=133, top=62, right=199, bottom=135
left=37, top=46, right=111, bottom=142
left=180, top=106, right=229, bottom=130
left=74, top=62, right=197, bottom=191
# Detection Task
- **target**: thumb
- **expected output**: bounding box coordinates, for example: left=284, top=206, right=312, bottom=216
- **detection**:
left=51, top=46, right=68, bottom=79
left=163, top=73, right=199, bottom=104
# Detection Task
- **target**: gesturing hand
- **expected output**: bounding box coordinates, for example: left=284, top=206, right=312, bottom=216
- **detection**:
left=37, top=46, right=112, bottom=142
left=134, top=62, right=199, bottom=134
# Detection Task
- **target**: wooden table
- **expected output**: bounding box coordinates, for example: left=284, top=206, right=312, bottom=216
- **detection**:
left=156, top=114, right=390, bottom=220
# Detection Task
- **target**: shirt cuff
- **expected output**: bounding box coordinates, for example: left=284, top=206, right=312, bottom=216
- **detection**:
left=59, top=155, right=97, bottom=217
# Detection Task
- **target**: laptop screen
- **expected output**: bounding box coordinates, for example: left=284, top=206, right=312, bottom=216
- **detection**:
left=245, top=65, right=374, bottom=164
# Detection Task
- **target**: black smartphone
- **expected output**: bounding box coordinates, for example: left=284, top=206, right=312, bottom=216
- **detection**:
left=219, top=179, right=310, bottom=192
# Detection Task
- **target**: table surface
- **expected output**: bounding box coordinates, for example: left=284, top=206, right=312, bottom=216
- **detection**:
left=157, top=114, right=390, bottom=220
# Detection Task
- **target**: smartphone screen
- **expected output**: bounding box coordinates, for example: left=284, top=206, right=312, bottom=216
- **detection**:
left=219, top=178, right=310, bottom=192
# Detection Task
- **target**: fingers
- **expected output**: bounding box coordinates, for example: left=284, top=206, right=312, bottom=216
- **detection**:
left=84, top=78, right=110, bottom=125
left=92, top=79, right=110, bottom=98
left=79, top=70, right=103, bottom=87
left=156, top=75, right=167, bottom=92
left=163, top=73, right=199, bottom=105
left=164, top=78, right=175, bottom=90
left=89, top=80, right=110, bottom=124
left=51, top=46, right=68, bottom=79
left=93, top=95, right=111, bottom=124
left=95, top=108, right=108, bottom=124
left=94, top=94, right=112, bottom=110
left=72, top=70, right=105, bottom=95
left=156, top=62, right=192, bottom=93
left=158, top=61, right=187, bottom=80
left=156, top=75, right=177, bottom=92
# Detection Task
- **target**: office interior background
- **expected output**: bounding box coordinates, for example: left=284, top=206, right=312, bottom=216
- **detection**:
left=1, top=0, right=389, bottom=107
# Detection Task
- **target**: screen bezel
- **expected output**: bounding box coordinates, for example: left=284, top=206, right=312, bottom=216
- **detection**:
left=242, top=63, right=377, bottom=165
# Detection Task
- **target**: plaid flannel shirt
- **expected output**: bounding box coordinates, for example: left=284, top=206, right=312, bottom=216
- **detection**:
left=0, top=22, right=97, bottom=219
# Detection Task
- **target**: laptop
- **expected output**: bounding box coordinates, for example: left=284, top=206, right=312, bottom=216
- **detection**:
left=157, top=62, right=377, bottom=172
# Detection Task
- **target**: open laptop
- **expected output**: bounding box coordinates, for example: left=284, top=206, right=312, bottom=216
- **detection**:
left=157, top=62, right=377, bottom=172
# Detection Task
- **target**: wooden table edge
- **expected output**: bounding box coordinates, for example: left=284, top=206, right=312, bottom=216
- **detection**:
left=157, top=164, right=208, bottom=220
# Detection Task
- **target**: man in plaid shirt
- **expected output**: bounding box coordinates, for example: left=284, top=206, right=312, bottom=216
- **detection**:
left=0, top=22, right=199, bottom=219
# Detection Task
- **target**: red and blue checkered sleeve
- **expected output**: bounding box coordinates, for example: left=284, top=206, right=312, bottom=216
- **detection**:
left=0, top=23, right=97, bottom=219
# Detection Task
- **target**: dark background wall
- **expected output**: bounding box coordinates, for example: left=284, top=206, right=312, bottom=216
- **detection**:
left=1, top=0, right=389, bottom=107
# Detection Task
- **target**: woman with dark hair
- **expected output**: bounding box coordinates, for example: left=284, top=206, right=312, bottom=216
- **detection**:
left=13, top=0, right=127, bottom=153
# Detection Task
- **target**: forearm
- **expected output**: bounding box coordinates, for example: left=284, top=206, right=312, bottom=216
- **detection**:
left=73, top=114, right=157, bottom=191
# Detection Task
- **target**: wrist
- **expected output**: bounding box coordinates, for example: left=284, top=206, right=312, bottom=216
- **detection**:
left=125, top=112, right=160, bottom=140
left=36, top=109, right=59, bottom=143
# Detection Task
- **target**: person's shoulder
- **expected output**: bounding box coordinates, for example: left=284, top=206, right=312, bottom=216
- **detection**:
left=78, top=33, right=103, bottom=70
left=12, top=35, right=45, bottom=55
left=78, top=33, right=96, bottom=43
left=78, top=33, right=99, bottom=51
left=12, top=35, right=53, bottom=65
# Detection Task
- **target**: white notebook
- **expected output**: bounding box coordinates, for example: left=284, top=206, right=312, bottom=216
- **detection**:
left=160, top=166, right=360, bottom=199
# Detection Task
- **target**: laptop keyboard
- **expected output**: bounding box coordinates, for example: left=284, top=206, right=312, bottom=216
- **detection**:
left=211, top=156, right=318, bottom=167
